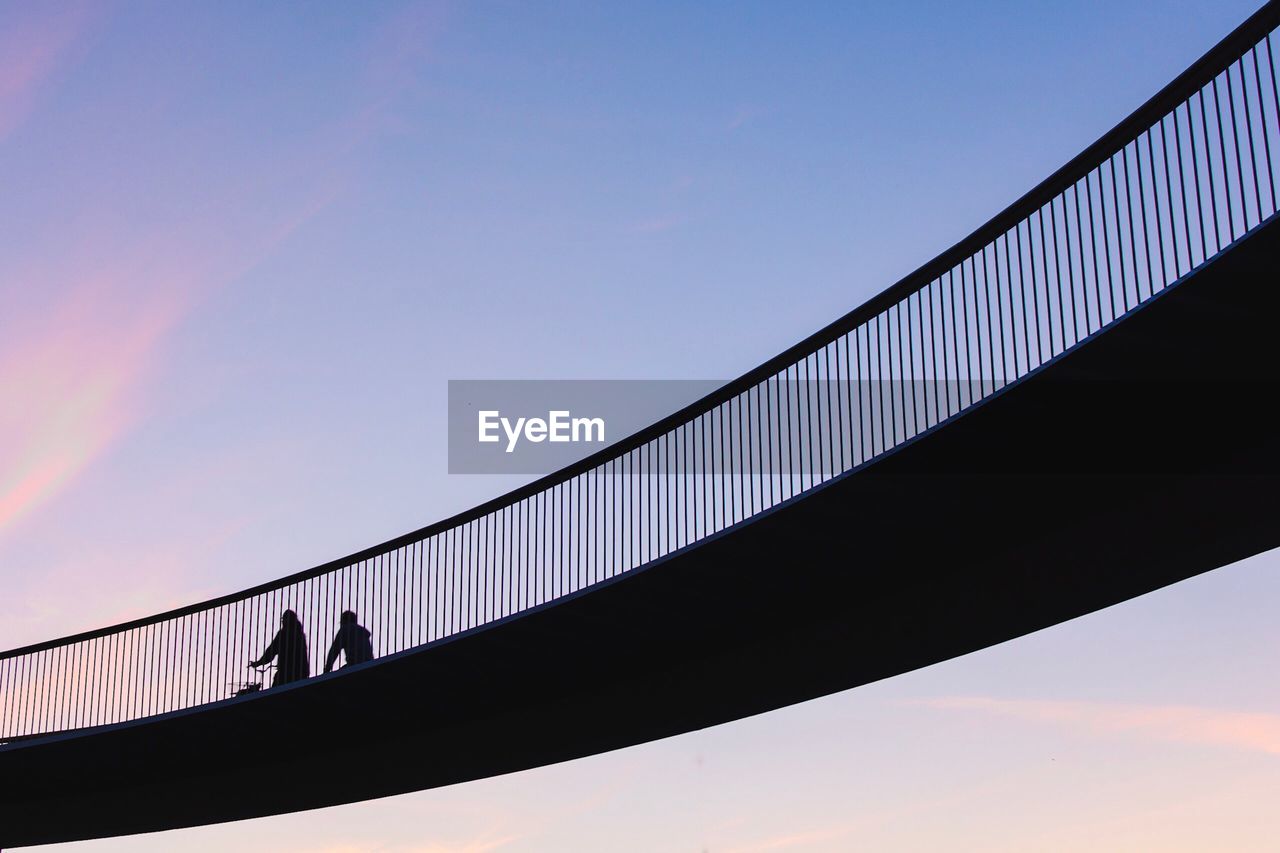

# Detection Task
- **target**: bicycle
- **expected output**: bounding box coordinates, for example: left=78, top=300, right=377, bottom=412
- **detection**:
left=229, top=663, right=275, bottom=698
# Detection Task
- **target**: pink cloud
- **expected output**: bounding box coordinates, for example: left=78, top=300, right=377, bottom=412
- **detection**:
left=0, top=1, right=93, bottom=140
left=305, top=836, right=522, bottom=853
left=914, top=696, right=1280, bottom=757
left=0, top=209, right=344, bottom=639
left=0, top=276, right=187, bottom=541
left=724, top=824, right=860, bottom=853
left=8, top=514, right=247, bottom=648
left=0, top=3, right=456, bottom=654
left=0, top=1, right=449, bottom=547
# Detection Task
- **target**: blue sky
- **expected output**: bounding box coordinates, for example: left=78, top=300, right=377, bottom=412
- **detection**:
left=3, top=0, right=1278, bottom=849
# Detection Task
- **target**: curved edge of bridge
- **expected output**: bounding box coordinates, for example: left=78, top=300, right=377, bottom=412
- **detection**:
left=3, top=211, right=1279, bottom=847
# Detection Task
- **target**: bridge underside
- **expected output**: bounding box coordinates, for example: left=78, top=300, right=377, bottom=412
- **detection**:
left=3, top=219, right=1279, bottom=846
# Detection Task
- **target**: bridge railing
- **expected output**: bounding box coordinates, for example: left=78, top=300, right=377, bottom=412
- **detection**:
left=4, top=2, right=1280, bottom=743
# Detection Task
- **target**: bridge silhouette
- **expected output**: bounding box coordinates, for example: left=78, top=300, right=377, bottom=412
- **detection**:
left=5, top=4, right=1280, bottom=846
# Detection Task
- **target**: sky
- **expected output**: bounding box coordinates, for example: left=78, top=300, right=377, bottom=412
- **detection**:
left=3, top=0, right=1278, bottom=849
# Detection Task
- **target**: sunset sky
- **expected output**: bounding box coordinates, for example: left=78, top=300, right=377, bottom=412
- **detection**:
left=4, top=1, right=1279, bottom=850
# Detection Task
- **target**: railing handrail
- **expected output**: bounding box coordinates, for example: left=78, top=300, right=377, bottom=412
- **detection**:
left=5, top=0, right=1277, bottom=661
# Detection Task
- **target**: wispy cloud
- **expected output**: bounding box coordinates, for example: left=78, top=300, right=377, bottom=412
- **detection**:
left=724, top=823, right=860, bottom=853
left=0, top=275, right=187, bottom=540
left=914, top=696, right=1280, bottom=757
left=0, top=1, right=93, bottom=140
left=7, top=513, right=249, bottom=648
left=257, top=759, right=641, bottom=853
left=364, top=0, right=450, bottom=93
left=727, top=104, right=765, bottom=132
left=627, top=214, right=684, bottom=234
left=0, top=3, right=448, bottom=555
left=303, top=834, right=522, bottom=853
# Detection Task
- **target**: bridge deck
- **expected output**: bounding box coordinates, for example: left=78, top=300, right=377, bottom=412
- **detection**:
left=3, top=210, right=1278, bottom=847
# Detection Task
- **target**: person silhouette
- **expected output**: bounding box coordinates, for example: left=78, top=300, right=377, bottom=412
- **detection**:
left=249, top=609, right=310, bottom=686
left=323, top=611, right=374, bottom=673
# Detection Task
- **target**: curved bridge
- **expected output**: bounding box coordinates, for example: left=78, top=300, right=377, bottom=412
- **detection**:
left=5, top=4, right=1280, bottom=846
